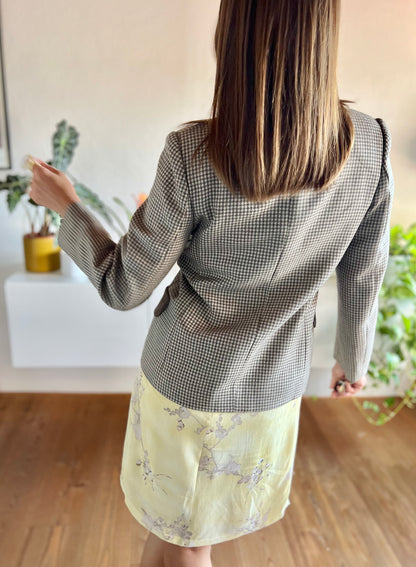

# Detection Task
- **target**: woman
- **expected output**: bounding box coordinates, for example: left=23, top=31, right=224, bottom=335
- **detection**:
left=29, top=0, right=394, bottom=565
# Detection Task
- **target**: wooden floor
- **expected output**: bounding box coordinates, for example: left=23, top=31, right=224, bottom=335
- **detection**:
left=0, top=392, right=415, bottom=567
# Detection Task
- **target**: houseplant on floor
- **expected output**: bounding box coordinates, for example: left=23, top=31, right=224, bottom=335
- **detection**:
left=0, top=119, right=147, bottom=272
left=353, top=222, right=416, bottom=425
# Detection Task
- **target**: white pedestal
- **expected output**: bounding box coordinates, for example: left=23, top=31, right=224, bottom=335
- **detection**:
left=4, top=265, right=179, bottom=368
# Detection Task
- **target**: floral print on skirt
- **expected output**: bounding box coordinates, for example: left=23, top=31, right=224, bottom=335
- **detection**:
left=119, top=367, right=302, bottom=547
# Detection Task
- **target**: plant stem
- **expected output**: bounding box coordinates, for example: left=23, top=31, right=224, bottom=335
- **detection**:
left=113, top=196, right=133, bottom=223
left=66, top=170, right=127, bottom=236
left=104, top=204, right=128, bottom=236
left=41, top=208, right=48, bottom=236
left=352, top=376, right=416, bottom=425
left=34, top=206, right=40, bottom=234
left=22, top=200, right=35, bottom=235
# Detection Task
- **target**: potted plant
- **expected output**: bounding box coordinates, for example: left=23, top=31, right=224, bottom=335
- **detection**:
left=353, top=223, right=416, bottom=425
left=0, top=119, right=147, bottom=272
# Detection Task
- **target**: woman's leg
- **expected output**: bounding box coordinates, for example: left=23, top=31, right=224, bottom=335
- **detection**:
left=141, top=531, right=212, bottom=567
left=163, top=542, right=212, bottom=567
left=140, top=532, right=165, bottom=567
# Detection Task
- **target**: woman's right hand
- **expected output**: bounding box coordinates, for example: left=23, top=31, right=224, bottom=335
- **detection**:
left=330, top=361, right=367, bottom=398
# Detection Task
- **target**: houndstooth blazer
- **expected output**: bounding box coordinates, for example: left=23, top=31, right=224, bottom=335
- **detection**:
left=58, top=108, right=394, bottom=412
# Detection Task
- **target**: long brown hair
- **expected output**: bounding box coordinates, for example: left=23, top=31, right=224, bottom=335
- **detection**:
left=183, top=0, right=355, bottom=202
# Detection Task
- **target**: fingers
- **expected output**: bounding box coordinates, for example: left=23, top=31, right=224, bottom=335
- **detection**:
left=28, top=185, right=40, bottom=205
left=331, top=380, right=362, bottom=398
left=23, top=155, right=36, bottom=172
left=331, top=361, right=345, bottom=387
left=33, top=160, right=51, bottom=175
left=39, top=161, right=61, bottom=174
left=330, top=362, right=367, bottom=398
left=33, top=159, right=61, bottom=176
left=23, top=155, right=53, bottom=175
left=344, top=381, right=355, bottom=394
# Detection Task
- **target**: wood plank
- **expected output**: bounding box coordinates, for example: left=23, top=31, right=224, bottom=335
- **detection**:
left=0, top=393, right=414, bottom=567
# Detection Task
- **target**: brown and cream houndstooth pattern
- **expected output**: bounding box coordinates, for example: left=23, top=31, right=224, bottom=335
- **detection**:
left=58, top=108, right=394, bottom=412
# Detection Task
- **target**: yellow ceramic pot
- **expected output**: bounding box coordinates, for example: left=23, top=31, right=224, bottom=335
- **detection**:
left=23, top=233, right=61, bottom=272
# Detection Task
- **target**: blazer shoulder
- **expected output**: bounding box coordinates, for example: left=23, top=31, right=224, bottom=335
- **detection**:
left=166, top=121, right=210, bottom=167
left=174, top=120, right=209, bottom=147
left=159, top=123, right=207, bottom=167
left=347, top=107, right=391, bottom=166
left=347, top=107, right=384, bottom=137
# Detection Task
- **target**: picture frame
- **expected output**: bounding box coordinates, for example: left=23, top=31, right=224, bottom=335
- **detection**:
left=0, top=5, right=11, bottom=169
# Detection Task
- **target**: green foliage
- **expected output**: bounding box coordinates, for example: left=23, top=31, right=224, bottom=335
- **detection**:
left=362, top=400, right=380, bottom=412
left=389, top=224, right=416, bottom=261
left=0, top=119, right=134, bottom=237
left=0, top=175, right=31, bottom=211
left=363, top=222, right=416, bottom=425
left=0, top=121, right=82, bottom=234
left=48, top=209, right=62, bottom=230
left=51, top=120, right=79, bottom=173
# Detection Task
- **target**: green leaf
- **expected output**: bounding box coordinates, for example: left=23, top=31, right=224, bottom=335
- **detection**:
left=383, top=397, right=396, bottom=408
left=7, top=188, right=24, bottom=212
left=390, top=225, right=402, bottom=241
left=113, top=196, right=133, bottom=223
left=402, top=273, right=416, bottom=295
left=73, top=182, right=114, bottom=227
left=376, top=311, right=384, bottom=327
left=362, top=400, right=380, bottom=412
left=402, top=316, right=411, bottom=333
left=0, top=175, right=31, bottom=213
left=48, top=209, right=61, bottom=229
left=379, top=324, right=403, bottom=341
left=386, top=352, right=401, bottom=370
left=391, top=372, right=400, bottom=387
left=51, top=120, right=79, bottom=172
left=404, top=389, right=416, bottom=400
left=367, top=370, right=378, bottom=381
left=376, top=415, right=388, bottom=425
left=394, top=286, right=416, bottom=299
left=378, top=371, right=391, bottom=385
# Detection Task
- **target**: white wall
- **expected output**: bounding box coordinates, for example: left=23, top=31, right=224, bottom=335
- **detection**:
left=0, top=0, right=219, bottom=264
left=338, top=0, right=416, bottom=226
left=1, top=0, right=415, bottom=394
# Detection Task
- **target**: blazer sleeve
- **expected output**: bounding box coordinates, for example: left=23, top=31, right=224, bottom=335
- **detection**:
left=333, top=118, right=394, bottom=383
left=57, top=130, right=193, bottom=311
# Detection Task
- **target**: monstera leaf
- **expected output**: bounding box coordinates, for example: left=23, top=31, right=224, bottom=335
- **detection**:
left=51, top=120, right=79, bottom=172
left=0, top=175, right=31, bottom=212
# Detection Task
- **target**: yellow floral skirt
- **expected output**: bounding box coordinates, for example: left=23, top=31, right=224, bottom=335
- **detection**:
left=119, top=367, right=302, bottom=547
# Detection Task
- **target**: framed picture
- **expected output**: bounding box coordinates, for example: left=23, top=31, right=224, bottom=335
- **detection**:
left=0, top=5, right=11, bottom=169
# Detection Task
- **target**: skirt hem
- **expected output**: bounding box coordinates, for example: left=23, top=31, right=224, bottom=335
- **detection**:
left=120, top=473, right=291, bottom=548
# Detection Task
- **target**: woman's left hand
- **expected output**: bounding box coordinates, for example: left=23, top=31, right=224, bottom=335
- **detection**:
left=330, top=361, right=367, bottom=398
left=29, top=159, right=81, bottom=217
